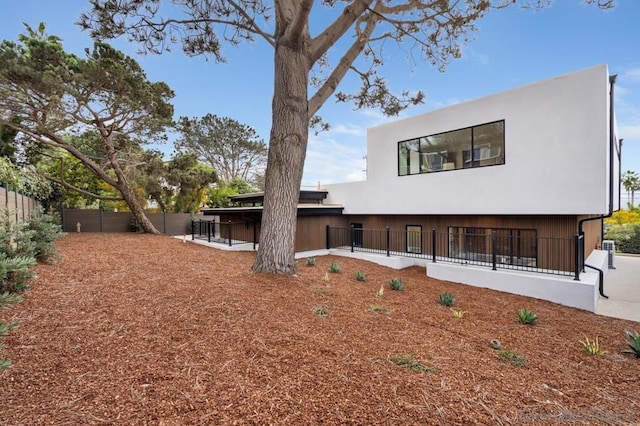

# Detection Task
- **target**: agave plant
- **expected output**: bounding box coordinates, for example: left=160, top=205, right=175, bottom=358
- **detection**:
left=389, top=278, right=404, bottom=291
left=328, top=262, right=341, bottom=273
left=517, top=308, right=538, bottom=325
left=624, top=330, right=640, bottom=358
left=355, top=271, right=366, bottom=282
left=438, top=293, right=455, bottom=307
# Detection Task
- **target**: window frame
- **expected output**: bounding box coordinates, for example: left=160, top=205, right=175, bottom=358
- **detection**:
left=398, top=120, right=505, bottom=176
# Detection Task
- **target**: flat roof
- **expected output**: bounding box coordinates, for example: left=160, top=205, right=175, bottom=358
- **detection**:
left=200, top=204, right=343, bottom=217
left=229, top=190, right=328, bottom=205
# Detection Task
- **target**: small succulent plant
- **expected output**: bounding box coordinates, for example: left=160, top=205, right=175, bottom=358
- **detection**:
left=389, top=278, right=404, bottom=291
left=438, top=293, right=455, bottom=307
left=517, top=308, right=538, bottom=325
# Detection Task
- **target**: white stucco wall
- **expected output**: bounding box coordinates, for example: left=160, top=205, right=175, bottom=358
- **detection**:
left=427, top=249, right=609, bottom=312
left=325, top=65, right=612, bottom=216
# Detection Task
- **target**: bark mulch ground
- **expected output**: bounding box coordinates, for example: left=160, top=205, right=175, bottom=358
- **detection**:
left=1, top=233, right=639, bottom=425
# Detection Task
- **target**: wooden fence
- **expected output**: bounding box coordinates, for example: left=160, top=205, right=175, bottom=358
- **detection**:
left=0, top=183, right=40, bottom=222
left=61, top=208, right=206, bottom=235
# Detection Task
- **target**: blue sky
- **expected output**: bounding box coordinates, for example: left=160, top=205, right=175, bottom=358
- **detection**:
left=1, top=1, right=639, bottom=201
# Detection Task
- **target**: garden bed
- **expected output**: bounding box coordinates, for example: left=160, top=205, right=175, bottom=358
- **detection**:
left=1, top=233, right=638, bottom=425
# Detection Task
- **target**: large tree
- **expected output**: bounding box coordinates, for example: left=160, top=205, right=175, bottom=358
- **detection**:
left=0, top=24, right=174, bottom=233
left=79, top=0, right=614, bottom=273
left=175, top=114, right=267, bottom=187
left=165, top=152, right=218, bottom=213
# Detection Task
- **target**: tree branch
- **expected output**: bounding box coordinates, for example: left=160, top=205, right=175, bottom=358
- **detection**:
left=310, top=0, right=374, bottom=65
left=308, top=10, right=379, bottom=117
left=287, top=0, right=314, bottom=42
left=42, top=174, right=123, bottom=201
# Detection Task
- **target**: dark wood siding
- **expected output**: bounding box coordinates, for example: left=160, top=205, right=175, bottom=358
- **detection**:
left=295, top=215, right=348, bottom=252
left=342, top=215, right=579, bottom=239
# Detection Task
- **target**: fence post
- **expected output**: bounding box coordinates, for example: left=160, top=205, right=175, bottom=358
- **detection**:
left=491, top=231, right=497, bottom=271
left=207, top=220, right=212, bottom=243
left=228, top=220, right=233, bottom=246
left=99, top=208, right=104, bottom=232
left=350, top=224, right=354, bottom=253
left=574, top=234, right=581, bottom=281
left=326, top=225, right=330, bottom=250
left=191, top=219, right=195, bottom=241
left=432, top=229, right=437, bottom=263
left=61, top=206, right=66, bottom=232
left=163, top=210, right=167, bottom=234
left=253, top=221, right=257, bottom=250
left=386, top=227, right=390, bottom=257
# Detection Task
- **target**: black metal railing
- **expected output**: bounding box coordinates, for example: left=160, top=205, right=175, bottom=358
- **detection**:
left=191, top=219, right=258, bottom=249
left=327, top=226, right=583, bottom=279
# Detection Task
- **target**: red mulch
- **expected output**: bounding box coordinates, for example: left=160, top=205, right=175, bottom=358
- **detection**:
left=0, top=233, right=638, bottom=425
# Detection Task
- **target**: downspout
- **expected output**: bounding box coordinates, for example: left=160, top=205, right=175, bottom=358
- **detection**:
left=576, top=74, right=618, bottom=298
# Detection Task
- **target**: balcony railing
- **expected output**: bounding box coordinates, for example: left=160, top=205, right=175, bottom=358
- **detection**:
left=327, top=226, right=584, bottom=280
left=191, top=219, right=258, bottom=249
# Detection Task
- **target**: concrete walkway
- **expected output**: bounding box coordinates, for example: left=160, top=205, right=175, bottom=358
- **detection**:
left=596, top=254, right=640, bottom=323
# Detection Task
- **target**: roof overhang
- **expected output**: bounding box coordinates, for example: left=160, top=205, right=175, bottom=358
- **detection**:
left=200, top=204, right=343, bottom=217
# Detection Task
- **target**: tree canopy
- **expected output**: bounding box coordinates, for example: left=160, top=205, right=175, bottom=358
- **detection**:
left=175, top=114, right=266, bottom=187
left=79, top=0, right=615, bottom=274
left=0, top=23, right=175, bottom=232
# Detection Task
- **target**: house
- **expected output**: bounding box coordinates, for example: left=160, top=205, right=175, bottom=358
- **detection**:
left=200, top=64, right=621, bottom=312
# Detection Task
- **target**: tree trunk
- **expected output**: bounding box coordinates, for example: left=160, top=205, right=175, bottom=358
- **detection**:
left=252, top=30, right=310, bottom=274
left=102, top=137, right=160, bottom=235
left=117, top=181, right=160, bottom=234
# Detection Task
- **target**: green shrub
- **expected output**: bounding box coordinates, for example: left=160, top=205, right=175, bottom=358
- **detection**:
left=0, top=209, right=36, bottom=259
left=312, top=305, right=329, bottom=318
left=517, top=308, right=538, bottom=325
left=0, top=321, right=18, bottom=337
left=0, top=292, right=22, bottom=310
left=368, top=304, right=389, bottom=314
left=624, top=330, right=640, bottom=358
left=604, top=223, right=640, bottom=254
left=0, top=254, right=36, bottom=294
left=390, top=353, right=433, bottom=373
left=328, top=262, right=340, bottom=273
left=498, top=349, right=526, bottom=366
left=438, top=293, right=455, bottom=306
left=306, top=257, right=317, bottom=266
left=389, top=278, right=404, bottom=291
left=25, top=208, right=63, bottom=264
left=0, top=355, right=11, bottom=371
left=451, top=309, right=466, bottom=318
left=355, top=271, right=366, bottom=281
left=581, top=336, right=606, bottom=355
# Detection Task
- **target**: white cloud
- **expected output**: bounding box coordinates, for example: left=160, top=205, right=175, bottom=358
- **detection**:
left=622, top=68, right=640, bottom=83
left=330, top=123, right=366, bottom=137
left=461, top=46, right=490, bottom=66
left=302, top=133, right=366, bottom=186
left=619, top=125, right=640, bottom=140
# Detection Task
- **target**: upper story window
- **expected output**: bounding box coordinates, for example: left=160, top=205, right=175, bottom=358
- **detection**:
left=398, top=120, right=505, bottom=176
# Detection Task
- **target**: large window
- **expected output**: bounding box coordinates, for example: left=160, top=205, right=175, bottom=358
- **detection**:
left=398, top=120, right=505, bottom=176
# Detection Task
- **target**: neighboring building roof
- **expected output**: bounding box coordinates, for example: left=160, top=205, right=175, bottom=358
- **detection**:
left=229, top=190, right=328, bottom=205
left=200, top=204, right=343, bottom=217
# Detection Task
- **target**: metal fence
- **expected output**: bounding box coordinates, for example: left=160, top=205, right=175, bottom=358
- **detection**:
left=191, top=219, right=258, bottom=249
left=327, top=226, right=584, bottom=280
